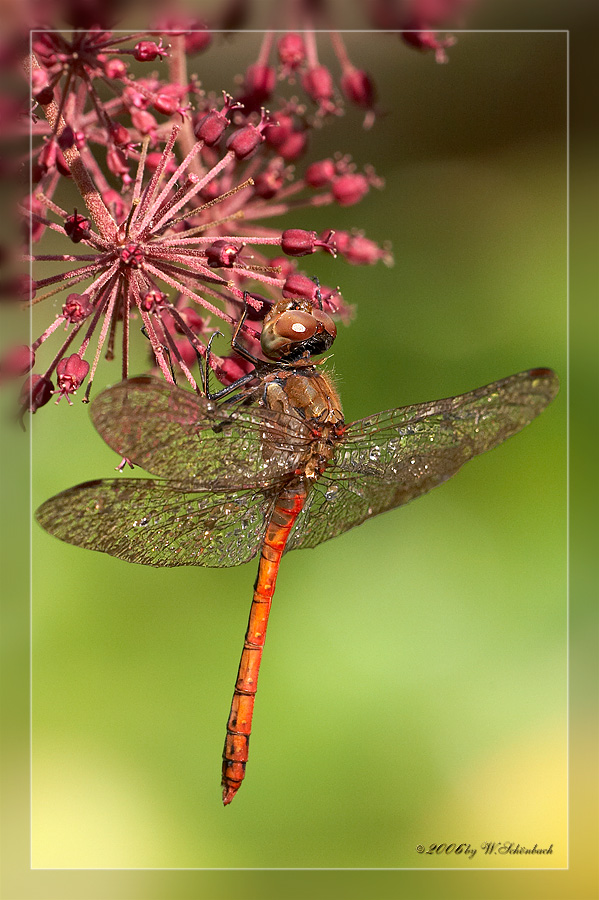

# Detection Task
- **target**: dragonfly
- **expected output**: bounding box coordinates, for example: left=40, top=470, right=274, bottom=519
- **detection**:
left=36, top=295, right=559, bottom=805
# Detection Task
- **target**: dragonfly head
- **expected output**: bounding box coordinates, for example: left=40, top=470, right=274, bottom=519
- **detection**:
left=260, top=299, right=337, bottom=362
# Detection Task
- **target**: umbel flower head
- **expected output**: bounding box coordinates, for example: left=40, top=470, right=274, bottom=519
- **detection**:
left=18, top=101, right=388, bottom=417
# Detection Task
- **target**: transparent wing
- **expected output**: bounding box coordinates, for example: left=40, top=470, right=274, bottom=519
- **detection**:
left=36, top=478, right=276, bottom=567
left=90, top=375, right=313, bottom=490
left=288, top=369, right=558, bottom=551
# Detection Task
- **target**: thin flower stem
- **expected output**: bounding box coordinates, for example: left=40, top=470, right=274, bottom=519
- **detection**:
left=257, top=31, right=275, bottom=66
left=160, top=322, right=199, bottom=392
left=130, top=126, right=180, bottom=228
left=83, top=278, right=121, bottom=397
left=329, top=31, right=352, bottom=69
left=25, top=53, right=118, bottom=241
left=167, top=35, right=204, bottom=177
left=143, top=261, right=236, bottom=326
left=31, top=315, right=66, bottom=350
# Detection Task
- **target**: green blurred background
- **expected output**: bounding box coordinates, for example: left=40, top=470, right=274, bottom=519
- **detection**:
left=2, top=12, right=594, bottom=900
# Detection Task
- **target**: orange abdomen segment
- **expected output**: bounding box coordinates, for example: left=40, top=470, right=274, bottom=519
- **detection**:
left=221, top=483, right=307, bottom=806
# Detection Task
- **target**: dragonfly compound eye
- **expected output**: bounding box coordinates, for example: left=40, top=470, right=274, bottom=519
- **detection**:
left=261, top=309, right=318, bottom=358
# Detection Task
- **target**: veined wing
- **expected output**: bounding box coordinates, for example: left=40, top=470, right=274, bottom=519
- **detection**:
left=90, top=376, right=314, bottom=490
left=287, top=369, right=559, bottom=551
left=36, top=478, right=277, bottom=567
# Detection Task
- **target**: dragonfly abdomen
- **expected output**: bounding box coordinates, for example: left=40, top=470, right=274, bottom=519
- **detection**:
left=222, top=481, right=309, bottom=805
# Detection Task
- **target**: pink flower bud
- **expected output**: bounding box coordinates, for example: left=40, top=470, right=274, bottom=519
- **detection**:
left=32, top=69, right=53, bottom=104
left=302, top=65, right=334, bottom=103
left=282, top=273, right=319, bottom=302
left=31, top=68, right=49, bottom=95
left=277, top=130, right=308, bottom=161
left=305, top=158, right=336, bottom=188
left=108, top=122, right=130, bottom=147
left=62, top=293, right=93, bottom=323
left=269, top=256, right=296, bottom=280
left=176, top=307, right=206, bottom=334
left=14, top=274, right=36, bottom=300
left=226, top=123, right=265, bottom=161
left=281, top=229, right=336, bottom=258
left=56, top=354, right=90, bottom=401
left=133, top=40, right=165, bottom=63
left=341, top=234, right=388, bottom=265
left=329, top=230, right=351, bottom=255
left=0, top=345, right=35, bottom=378
left=104, top=58, right=127, bottom=79
left=194, top=108, right=229, bottom=146
left=102, top=189, right=126, bottom=218
left=123, top=86, right=148, bottom=110
left=264, top=113, right=294, bottom=148
left=38, top=140, right=57, bottom=173
left=253, top=168, right=285, bottom=199
left=218, top=354, right=254, bottom=386
left=172, top=338, right=198, bottom=368
left=145, top=152, right=177, bottom=175
left=140, top=290, right=167, bottom=312
left=20, top=374, right=54, bottom=413
left=131, top=109, right=157, bottom=136
left=277, top=33, right=305, bottom=69
left=119, top=243, right=144, bottom=268
left=153, top=93, right=178, bottom=116
left=242, top=63, right=276, bottom=103
left=340, top=68, right=375, bottom=108
left=64, top=211, right=91, bottom=243
left=185, top=27, right=212, bottom=55
left=205, top=240, right=242, bottom=268
left=331, top=173, right=369, bottom=206
left=106, top=146, right=130, bottom=178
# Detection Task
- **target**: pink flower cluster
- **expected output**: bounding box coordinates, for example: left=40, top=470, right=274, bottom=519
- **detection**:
left=0, top=0, right=471, bottom=419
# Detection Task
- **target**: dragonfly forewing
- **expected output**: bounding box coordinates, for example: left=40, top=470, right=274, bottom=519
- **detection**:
left=287, top=369, right=558, bottom=551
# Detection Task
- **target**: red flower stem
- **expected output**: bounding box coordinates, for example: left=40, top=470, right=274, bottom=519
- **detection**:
left=158, top=210, right=244, bottom=242
left=132, top=137, right=150, bottom=206
left=121, top=287, right=129, bottom=381
left=25, top=53, right=117, bottom=241
left=329, top=31, right=352, bottom=70
left=27, top=254, right=99, bottom=262
left=247, top=193, right=334, bottom=219
left=147, top=148, right=234, bottom=234
left=77, top=278, right=115, bottom=357
left=31, top=315, right=66, bottom=350
left=133, top=126, right=180, bottom=221
left=161, top=177, right=254, bottom=232
left=32, top=261, right=114, bottom=296
left=136, top=304, right=176, bottom=385
left=304, top=29, right=319, bottom=67
left=256, top=31, right=275, bottom=66
left=83, top=278, right=121, bottom=398
left=167, top=35, right=204, bottom=177
left=143, top=261, right=237, bottom=326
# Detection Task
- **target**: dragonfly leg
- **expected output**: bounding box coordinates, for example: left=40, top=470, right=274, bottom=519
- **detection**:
left=310, top=275, right=323, bottom=310
left=230, top=292, right=265, bottom=368
left=201, top=330, right=224, bottom=397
